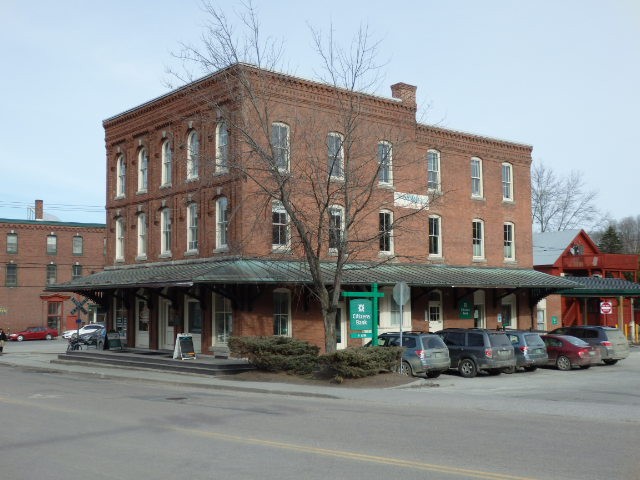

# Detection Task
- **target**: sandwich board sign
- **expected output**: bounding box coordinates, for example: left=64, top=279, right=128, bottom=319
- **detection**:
left=173, top=334, right=197, bottom=360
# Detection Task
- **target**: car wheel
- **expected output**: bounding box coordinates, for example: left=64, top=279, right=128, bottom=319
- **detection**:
left=603, top=359, right=618, bottom=365
left=458, top=359, right=477, bottom=378
left=524, top=366, right=537, bottom=372
left=399, top=361, right=414, bottom=377
left=503, top=366, right=516, bottom=374
left=579, top=365, right=591, bottom=369
left=17, top=335, right=24, bottom=342
left=97, top=340, right=104, bottom=350
left=45, top=334, right=52, bottom=340
left=556, top=355, right=572, bottom=371
left=425, top=371, right=441, bottom=379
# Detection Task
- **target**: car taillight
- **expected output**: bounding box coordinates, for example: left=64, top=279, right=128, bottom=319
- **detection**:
left=600, top=341, right=613, bottom=347
left=519, top=346, right=528, bottom=353
left=485, top=348, right=493, bottom=358
left=578, top=349, right=588, bottom=358
left=416, top=349, right=427, bottom=359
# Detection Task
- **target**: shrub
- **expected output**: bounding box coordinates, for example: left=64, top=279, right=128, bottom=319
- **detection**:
left=228, top=336, right=320, bottom=375
left=319, top=346, right=402, bottom=378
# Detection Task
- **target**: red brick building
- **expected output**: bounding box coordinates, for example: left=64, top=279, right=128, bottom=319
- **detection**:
left=50, top=64, right=573, bottom=353
left=1, top=200, right=106, bottom=334
left=533, top=229, right=640, bottom=337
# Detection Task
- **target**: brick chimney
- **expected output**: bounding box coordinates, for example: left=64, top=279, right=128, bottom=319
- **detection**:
left=390, top=82, right=417, bottom=108
left=35, top=199, right=44, bottom=220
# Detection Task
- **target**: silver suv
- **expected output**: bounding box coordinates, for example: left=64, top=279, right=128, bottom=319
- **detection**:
left=436, top=328, right=516, bottom=378
left=504, top=330, right=548, bottom=372
left=549, top=326, right=629, bottom=365
left=376, top=332, right=450, bottom=378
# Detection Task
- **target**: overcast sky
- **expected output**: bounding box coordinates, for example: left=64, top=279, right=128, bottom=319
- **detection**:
left=1, top=0, right=638, bottom=224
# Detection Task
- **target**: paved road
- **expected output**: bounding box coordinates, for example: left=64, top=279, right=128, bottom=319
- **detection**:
left=1, top=341, right=639, bottom=479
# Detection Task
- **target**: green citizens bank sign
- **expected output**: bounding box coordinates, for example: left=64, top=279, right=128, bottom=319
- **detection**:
left=350, top=299, right=373, bottom=330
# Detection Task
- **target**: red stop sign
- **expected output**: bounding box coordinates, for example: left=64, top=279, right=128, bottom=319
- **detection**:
left=600, top=301, right=613, bottom=314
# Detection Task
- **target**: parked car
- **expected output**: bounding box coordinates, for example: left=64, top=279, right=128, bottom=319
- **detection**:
left=435, top=328, right=516, bottom=378
left=373, top=332, right=450, bottom=378
left=504, top=330, right=548, bottom=372
left=62, top=323, right=105, bottom=340
left=548, top=325, right=629, bottom=365
left=9, top=326, right=58, bottom=341
left=79, top=326, right=106, bottom=347
left=541, top=334, right=601, bottom=370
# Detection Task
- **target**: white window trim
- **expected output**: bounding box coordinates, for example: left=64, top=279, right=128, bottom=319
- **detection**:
left=427, top=149, right=441, bottom=192
left=379, top=209, right=394, bottom=255
left=215, top=197, right=229, bottom=251
left=272, top=122, right=290, bottom=173
left=328, top=205, right=344, bottom=255
left=501, top=293, right=517, bottom=329
left=161, top=140, right=172, bottom=187
left=472, top=219, right=485, bottom=260
left=216, top=122, right=229, bottom=174
left=427, top=290, right=442, bottom=326
left=471, top=157, right=483, bottom=198
left=377, top=141, right=393, bottom=186
left=160, top=208, right=172, bottom=257
left=379, top=286, right=411, bottom=331
left=186, top=203, right=199, bottom=253
left=136, top=214, right=147, bottom=260
left=428, top=215, right=442, bottom=258
left=137, top=148, right=148, bottom=193
left=273, top=288, right=292, bottom=337
left=502, top=162, right=513, bottom=201
left=504, top=222, right=515, bottom=261
left=116, top=154, right=126, bottom=198
left=327, top=132, right=345, bottom=180
left=115, top=218, right=125, bottom=261
left=186, top=131, right=199, bottom=180
left=272, top=201, right=290, bottom=252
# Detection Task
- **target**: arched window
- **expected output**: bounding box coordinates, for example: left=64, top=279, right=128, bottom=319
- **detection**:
left=272, top=201, right=290, bottom=251
left=377, top=141, right=393, bottom=185
left=161, top=140, right=172, bottom=186
left=187, top=203, right=199, bottom=252
left=428, top=215, right=442, bottom=257
left=327, top=132, right=344, bottom=179
left=271, top=122, right=290, bottom=171
left=116, top=154, right=126, bottom=197
left=137, top=213, right=147, bottom=259
left=187, top=131, right=199, bottom=180
left=160, top=208, right=172, bottom=255
left=273, top=289, right=291, bottom=336
left=379, top=210, right=393, bottom=254
left=328, top=205, right=344, bottom=254
left=216, top=197, right=229, bottom=250
left=471, top=157, right=483, bottom=198
left=138, top=148, right=148, bottom=192
left=502, top=162, right=513, bottom=201
left=504, top=222, right=515, bottom=261
left=216, top=122, right=228, bottom=173
left=115, top=217, right=125, bottom=261
left=472, top=219, right=484, bottom=260
left=427, top=149, right=441, bottom=191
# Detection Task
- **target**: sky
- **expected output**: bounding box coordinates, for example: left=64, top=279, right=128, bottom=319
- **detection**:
left=1, top=0, right=638, bottom=224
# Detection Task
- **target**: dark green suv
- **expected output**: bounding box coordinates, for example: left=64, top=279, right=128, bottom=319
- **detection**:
left=436, top=328, right=516, bottom=378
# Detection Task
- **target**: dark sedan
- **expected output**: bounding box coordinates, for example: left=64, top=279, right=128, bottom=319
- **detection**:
left=541, top=334, right=601, bottom=370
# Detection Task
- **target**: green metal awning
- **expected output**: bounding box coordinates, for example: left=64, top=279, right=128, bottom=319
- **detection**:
left=556, top=276, right=640, bottom=297
left=46, top=257, right=580, bottom=292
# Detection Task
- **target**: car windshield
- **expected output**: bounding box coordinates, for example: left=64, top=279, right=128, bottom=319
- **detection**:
left=489, top=333, right=512, bottom=347
left=524, top=334, right=545, bottom=346
left=565, top=336, right=589, bottom=347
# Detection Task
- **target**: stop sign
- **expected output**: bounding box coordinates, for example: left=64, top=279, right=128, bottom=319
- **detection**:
left=600, top=301, right=613, bottom=315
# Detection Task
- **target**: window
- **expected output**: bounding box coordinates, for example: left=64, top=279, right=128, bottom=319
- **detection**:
left=328, top=206, right=344, bottom=252
left=379, top=210, right=393, bottom=254
left=216, top=122, right=229, bottom=173
left=72, top=236, right=83, bottom=255
left=428, top=216, right=441, bottom=257
left=116, top=154, right=126, bottom=197
left=501, top=294, right=517, bottom=328
left=427, top=290, right=442, bottom=325
left=377, top=141, right=392, bottom=184
left=47, top=301, right=62, bottom=330
left=272, top=122, right=290, bottom=171
left=72, top=264, right=82, bottom=279
left=161, top=140, right=172, bottom=186
left=46, top=234, right=57, bottom=255
left=138, top=148, right=148, bottom=192
left=216, top=197, right=228, bottom=250
left=137, top=213, right=147, bottom=258
left=187, top=203, right=198, bottom=252
left=504, top=222, right=515, bottom=261
left=6, top=233, right=17, bottom=253
left=273, top=290, right=291, bottom=336
left=115, top=218, right=125, bottom=261
left=187, top=131, right=199, bottom=180
left=46, top=264, right=57, bottom=285
left=427, top=149, right=440, bottom=191
left=327, top=132, right=344, bottom=179
left=471, top=157, right=483, bottom=198
left=5, top=264, right=17, bottom=287
left=502, top=162, right=513, bottom=201
left=214, top=293, right=233, bottom=344
left=272, top=201, right=290, bottom=250
left=472, top=219, right=484, bottom=259
left=161, top=208, right=172, bottom=255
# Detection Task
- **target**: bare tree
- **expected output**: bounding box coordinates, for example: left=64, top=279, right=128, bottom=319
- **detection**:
left=531, top=160, right=600, bottom=232
left=169, top=1, right=435, bottom=353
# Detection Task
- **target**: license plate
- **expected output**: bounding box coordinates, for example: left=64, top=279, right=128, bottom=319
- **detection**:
left=498, top=350, right=509, bottom=357
left=434, top=352, right=441, bottom=358
left=589, top=351, right=595, bottom=356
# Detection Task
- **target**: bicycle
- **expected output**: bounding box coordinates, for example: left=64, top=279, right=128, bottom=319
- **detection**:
left=66, top=335, right=84, bottom=352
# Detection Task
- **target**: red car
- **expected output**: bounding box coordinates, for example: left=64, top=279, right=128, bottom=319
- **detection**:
left=9, top=326, right=58, bottom=341
left=541, top=334, right=601, bottom=370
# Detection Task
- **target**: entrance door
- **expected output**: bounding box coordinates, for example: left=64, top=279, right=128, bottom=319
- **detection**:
left=159, top=298, right=174, bottom=350
left=427, top=290, right=443, bottom=332
left=185, top=298, right=202, bottom=353
left=135, top=298, right=149, bottom=348
left=212, top=293, right=232, bottom=347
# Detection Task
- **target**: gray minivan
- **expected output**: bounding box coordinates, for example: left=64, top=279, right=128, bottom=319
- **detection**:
left=549, top=326, right=629, bottom=365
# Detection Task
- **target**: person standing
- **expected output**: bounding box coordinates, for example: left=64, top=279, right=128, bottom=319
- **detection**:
left=0, top=328, right=7, bottom=354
